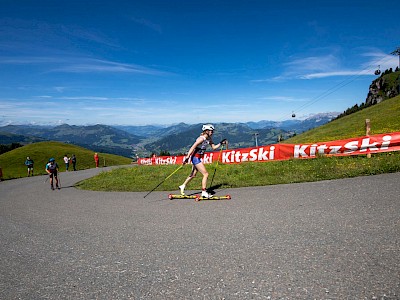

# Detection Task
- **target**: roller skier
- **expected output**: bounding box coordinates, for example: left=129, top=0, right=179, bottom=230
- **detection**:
left=179, top=124, right=227, bottom=198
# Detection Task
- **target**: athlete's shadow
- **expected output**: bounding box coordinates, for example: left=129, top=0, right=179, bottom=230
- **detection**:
left=183, top=184, right=225, bottom=196
left=207, top=183, right=227, bottom=195
left=59, top=185, right=74, bottom=189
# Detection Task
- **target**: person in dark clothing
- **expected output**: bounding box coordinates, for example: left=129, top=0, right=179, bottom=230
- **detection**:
left=24, top=156, right=34, bottom=176
left=45, top=158, right=60, bottom=190
left=71, top=154, right=77, bottom=171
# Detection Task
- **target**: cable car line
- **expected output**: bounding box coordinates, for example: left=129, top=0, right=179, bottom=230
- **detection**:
left=284, top=54, right=394, bottom=121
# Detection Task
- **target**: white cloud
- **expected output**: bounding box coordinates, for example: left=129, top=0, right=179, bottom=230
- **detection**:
left=360, top=50, right=399, bottom=72
left=299, top=70, right=370, bottom=79
left=53, top=59, right=164, bottom=74
left=284, top=54, right=339, bottom=73
left=0, top=54, right=171, bottom=75
left=254, top=48, right=399, bottom=82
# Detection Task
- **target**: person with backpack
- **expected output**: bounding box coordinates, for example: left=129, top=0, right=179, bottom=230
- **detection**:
left=24, top=156, right=34, bottom=177
left=71, top=154, right=77, bottom=171
left=45, top=158, right=60, bottom=190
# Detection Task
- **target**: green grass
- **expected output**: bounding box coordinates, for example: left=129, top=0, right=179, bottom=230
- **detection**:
left=283, top=95, right=400, bottom=144
left=76, top=152, right=400, bottom=192
left=76, top=94, right=400, bottom=192
left=0, top=141, right=132, bottom=180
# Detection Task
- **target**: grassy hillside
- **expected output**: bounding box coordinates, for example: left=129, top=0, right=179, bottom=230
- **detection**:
left=283, top=94, right=400, bottom=144
left=77, top=95, right=400, bottom=192
left=0, top=141, right=132, bottom=180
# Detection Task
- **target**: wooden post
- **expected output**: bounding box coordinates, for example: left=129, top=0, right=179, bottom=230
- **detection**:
left=365, top=119, right=371, bottom=136
left=365, top=119, right=371, bottom=158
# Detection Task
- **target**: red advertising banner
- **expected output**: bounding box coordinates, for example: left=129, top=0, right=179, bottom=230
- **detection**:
left=138, top=132, right=400, bottom=166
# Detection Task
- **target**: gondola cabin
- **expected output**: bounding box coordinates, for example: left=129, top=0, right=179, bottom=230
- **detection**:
left=375, top=65, right=381, bottom=75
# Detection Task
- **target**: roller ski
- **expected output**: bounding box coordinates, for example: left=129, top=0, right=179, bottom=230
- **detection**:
left=168, top=194, right=198, bottom=200
left=195, top=194, right=231, bottom=201
left=169, top=191, right=231, bottom=201
left=168, top=193, right=231, bottom=201
left=177, top=186, right=217, bottom=199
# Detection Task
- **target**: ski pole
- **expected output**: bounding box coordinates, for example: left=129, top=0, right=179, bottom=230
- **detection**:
left=209, top=144, right=224, bottom=189
left=57, top=173, right=61, bottom=189
left=144, top=165, right=183, bottom=198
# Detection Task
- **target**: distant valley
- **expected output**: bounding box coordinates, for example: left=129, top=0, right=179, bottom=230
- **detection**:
left=0, top=113, right=338, bottom=158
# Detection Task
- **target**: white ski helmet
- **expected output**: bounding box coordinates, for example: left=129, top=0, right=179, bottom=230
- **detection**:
left=202, top=124, right=215, bottom=131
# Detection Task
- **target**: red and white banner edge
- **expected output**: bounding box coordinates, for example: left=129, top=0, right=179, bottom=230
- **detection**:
left=138, top=132, right=400, bottom=166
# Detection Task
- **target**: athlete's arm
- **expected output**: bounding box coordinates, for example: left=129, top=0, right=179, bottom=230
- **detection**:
left=183, top=136, right=204, bottom=164
left=210, top=139, right=227, bottom=150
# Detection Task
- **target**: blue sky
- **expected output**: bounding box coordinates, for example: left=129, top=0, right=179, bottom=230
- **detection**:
left=0, top=0, right=399, bottom=126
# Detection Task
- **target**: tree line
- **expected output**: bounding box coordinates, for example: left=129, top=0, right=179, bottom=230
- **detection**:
left=0, top=143, right=23, bottom=155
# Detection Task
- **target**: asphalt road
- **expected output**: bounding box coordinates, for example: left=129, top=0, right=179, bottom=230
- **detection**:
left=1, top=167, right=399, bottom=299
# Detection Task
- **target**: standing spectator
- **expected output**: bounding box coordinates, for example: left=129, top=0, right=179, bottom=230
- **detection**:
left=94, top=153, right=99, bottom=168
left=63, top=154, right=70, bottom=171
left=24, top=156, right=34, bottom=176
left=71, top=154, right=77, bottom=171
left=45, top=158, right=60, bottom=190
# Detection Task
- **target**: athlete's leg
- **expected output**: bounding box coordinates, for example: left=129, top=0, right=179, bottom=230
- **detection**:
left=49, top=173, right=54, bottom=189
left=182, top=165, right=197, bottom=186
left=179, top=164, right=200, bottom=195
left=194, top=162, right=209, bottom=190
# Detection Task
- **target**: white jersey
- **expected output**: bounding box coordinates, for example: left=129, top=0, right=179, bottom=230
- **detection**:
left=194, top=136, right=211, bottom=155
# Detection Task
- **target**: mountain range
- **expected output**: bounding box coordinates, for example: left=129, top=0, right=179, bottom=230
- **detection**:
left=2, top=70, right=398, bottom=158
left=0, top=113, right=337, bottom=157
